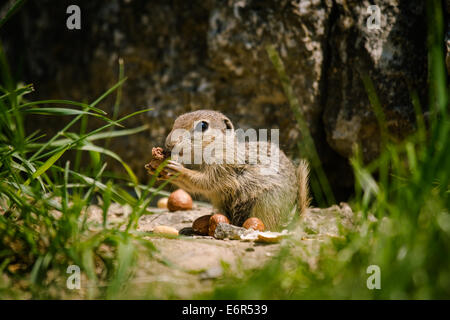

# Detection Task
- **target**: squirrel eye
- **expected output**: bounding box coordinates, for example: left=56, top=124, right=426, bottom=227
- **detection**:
left=195, top=121, right=209, bottom=132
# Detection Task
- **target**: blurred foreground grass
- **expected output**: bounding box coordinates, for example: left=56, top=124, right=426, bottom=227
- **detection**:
left=0, top=1, right=176, bottom=298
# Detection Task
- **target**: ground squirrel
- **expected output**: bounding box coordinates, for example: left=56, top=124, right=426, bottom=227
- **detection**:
left=148, top=110, right=310, bottom=231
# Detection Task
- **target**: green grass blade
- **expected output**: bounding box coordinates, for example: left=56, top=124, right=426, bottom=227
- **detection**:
left=90, top=77, right=127, bottom=109
left=19, top=99, right=106, bottom=115
left=79, top=143, right=138, bottom=184
left=0, top=0, right=27, bottom=29
left=27, top=125, right=149, bottom=149
left=266, top=45, right=335, bottom=206
left=24, top=146, right=69, bottom=185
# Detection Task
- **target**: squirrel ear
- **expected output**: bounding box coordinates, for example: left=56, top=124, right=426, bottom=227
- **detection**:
left=224, top=119, right=233, bottom=130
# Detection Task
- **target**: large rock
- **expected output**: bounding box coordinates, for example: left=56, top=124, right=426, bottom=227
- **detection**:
left=323, top=0, right=427, bottom=161
left=1, top=0, right=431, bottom=199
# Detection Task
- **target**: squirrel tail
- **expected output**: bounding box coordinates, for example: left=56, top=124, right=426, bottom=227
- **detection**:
left=296, top=159, right=311, bottom=215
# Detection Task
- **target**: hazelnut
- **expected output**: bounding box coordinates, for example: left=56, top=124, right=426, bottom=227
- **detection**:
left=157, top=197, right=169, bottom=209
left=208, top=214, right=230, bottom=237
left=242, top=217, right=265, bottom=232
left=153, top=225, right=179, bottom=236
left=192, top=214, right=212, bottom=235
left=167, top=189, right=193, bottom=211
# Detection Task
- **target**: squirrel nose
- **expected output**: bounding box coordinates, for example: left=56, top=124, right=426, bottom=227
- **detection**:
left=165, top=134, right=175, bottom=151
left=165, top=142, right=174, bottom=152
left=165, top=140, right=183, bottom=158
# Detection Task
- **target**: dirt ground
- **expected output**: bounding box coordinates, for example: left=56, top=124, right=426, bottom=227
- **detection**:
left=81, top=201, right=354, bottom=298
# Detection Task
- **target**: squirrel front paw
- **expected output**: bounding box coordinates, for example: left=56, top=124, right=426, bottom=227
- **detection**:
left=145, top=161, right=179, bottom=180
left=165, top=160, right=186, bottom=175
left=145, top=166, right=169, bottom=180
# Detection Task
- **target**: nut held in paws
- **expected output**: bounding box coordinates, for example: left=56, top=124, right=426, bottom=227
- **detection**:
left=208, top=214, right=230, bottom=237
left=145, top=147, right=169, bottom=176
left=167, top=189, right=193, bottom=211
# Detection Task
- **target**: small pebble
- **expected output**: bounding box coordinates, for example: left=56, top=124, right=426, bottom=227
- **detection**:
left=179, top=227, right=196, bottom=236
left=157, top=197, right=169, bottom=209
left=153, top=225, right=179, bottom=236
